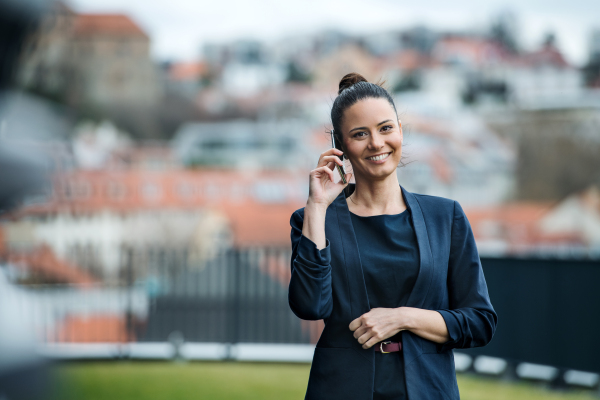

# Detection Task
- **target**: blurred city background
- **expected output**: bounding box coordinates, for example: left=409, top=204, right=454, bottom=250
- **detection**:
left=1, top=0, right=600, bottom=399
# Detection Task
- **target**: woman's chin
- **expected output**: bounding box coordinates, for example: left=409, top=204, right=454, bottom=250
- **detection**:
left=360, top=167, right=397, bottom=181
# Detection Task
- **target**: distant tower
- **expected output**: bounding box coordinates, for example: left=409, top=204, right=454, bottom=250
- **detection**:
left=490, top=9, right=520, bottom=54
left=543, top=31, right=557, bottom=48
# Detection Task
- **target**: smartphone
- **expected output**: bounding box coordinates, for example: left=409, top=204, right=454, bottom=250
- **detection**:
left=330, top=129, right=347, bottom=184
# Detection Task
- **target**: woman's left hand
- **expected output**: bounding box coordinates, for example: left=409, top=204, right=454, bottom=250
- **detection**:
left=349, top=308, right=406, bottom=349
left=350, top=307, right=451, bottom=348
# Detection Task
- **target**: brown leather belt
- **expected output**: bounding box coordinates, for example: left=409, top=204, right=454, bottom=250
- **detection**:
left=374, top=341, right=402, bottom=353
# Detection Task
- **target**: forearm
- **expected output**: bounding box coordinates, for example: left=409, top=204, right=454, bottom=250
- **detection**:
left=289, top=209, right=333, bottom=321
left=289, top=259, right=332, bottom=320
left=397, top=306, right=450, bottom=344
left=302, top=201, right=328, bottom=250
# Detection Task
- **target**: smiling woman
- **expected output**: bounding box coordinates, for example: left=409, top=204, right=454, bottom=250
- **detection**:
left=288, top=72, right=497, bottom=400
left=341, top=97, right=403, bottom=200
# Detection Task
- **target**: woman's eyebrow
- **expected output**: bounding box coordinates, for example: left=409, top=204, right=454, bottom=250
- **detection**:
left=349, top=119, right=393, bottom=133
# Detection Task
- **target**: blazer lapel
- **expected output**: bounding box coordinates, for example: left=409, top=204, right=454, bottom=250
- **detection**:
left=332, top=189, right=371, bottom=319
left=401, top=186, right=435, bottom=309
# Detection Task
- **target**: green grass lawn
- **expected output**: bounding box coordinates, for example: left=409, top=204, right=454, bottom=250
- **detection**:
left=50, top=361, right=598, bottom=400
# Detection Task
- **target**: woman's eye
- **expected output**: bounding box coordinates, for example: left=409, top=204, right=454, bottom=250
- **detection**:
left=381, top=125, right=393, bottom=132
left=354, top=131, right=367, bottom=138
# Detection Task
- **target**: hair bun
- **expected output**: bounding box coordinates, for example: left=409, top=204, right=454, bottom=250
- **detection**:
left=338, top=72, right=368, bottom=95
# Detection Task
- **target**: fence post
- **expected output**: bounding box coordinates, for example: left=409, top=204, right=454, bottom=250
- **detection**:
left=125, top=246, right=134, bottom=358
left=232, top=248, right=242, bottom=350
left=224, top=248, right=242, bottom=360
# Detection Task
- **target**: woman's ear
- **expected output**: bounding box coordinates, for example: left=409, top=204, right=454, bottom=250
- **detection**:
left=398, top=119, right=403, bottom=144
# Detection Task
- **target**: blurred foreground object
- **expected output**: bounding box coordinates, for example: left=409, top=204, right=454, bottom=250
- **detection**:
left=0, top=0, right=54, bottom=212
left=0, top=143, right=49, bottom=213
left=0, top=271, right=49, bottom=400
left=0, top=0, right=47, bottom=93
left=1, top=0, right=54, bottom=399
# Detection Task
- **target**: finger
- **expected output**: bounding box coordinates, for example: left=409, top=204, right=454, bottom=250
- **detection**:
left=353, top=326, right=367, bottom=340
left=314, top=166, right=335, bottom=183
left=317, top=155, right=344, bottom=168
left=357, top=331, right=373, bottom=346
left=349, top=318, right=361, bottom=331
left=322, top=165, right=336, bottom=182
left=320, top=148, right=344, bottom=159
left=363, top=335, right=380, bottom=350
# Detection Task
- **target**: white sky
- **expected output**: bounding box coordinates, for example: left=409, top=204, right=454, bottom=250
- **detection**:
left=69, top=0, right=599, bottom=66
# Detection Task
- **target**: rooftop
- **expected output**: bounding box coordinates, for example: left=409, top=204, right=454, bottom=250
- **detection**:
left=73, top=14, right=148, bottom=39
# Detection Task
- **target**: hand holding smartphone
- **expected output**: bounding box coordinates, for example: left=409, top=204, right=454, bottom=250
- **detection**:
left=330, top=129, right=347, bottom=184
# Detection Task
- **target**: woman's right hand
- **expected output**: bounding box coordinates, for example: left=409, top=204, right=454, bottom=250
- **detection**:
left=307, top=148, right=352, bottom=209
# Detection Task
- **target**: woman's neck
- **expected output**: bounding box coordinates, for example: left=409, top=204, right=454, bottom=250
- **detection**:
left=346, top=173, right=406, bottom=216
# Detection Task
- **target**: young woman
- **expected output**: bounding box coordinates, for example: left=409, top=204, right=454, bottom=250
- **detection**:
left=288, top=73, right=497, bottom=400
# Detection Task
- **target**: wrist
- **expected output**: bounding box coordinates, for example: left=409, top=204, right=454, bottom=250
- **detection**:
left=305, top=199, right=329, bottom=214
left=395, top=307, right=416, bottom=331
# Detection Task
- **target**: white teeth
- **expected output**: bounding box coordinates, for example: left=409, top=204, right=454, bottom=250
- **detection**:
left=367, top=153, right=390, bottom=161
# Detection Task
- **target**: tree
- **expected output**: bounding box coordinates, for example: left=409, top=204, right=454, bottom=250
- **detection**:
left=490, top=10, right=520, bottom=54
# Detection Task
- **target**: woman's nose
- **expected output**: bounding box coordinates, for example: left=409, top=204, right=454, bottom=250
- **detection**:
left=369, top=132, right=384, bottom=149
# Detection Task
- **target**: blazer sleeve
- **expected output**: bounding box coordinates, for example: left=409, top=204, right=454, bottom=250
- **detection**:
left=288, top=209, right=333, bottom=321
left=435, top=201, right=498, bottom=352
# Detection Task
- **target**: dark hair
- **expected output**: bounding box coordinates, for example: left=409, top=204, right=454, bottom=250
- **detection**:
left=331, top=72, right=398, bottom=152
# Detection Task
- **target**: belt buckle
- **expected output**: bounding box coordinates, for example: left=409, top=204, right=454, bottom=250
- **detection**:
left=379, top=341, right=392, bottom=354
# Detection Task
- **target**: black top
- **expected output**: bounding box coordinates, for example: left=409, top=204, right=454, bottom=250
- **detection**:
left=349, top=209, right=420, bottom=400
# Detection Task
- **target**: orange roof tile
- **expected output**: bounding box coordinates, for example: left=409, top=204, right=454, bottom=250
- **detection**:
left=169, top=62, right=207, bottom=81
left=521, top=45, right=570, bottom=69
left=12, top=169, right=308, bottom=248
left=53, top=315, right=134, bottom=343
left=74, top=14, right=148, bottom=39
left=220, top=203, right=302, bottom=247
left=14, top=169, right=306, bottom=214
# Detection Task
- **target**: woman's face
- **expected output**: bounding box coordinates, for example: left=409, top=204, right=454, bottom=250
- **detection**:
left=340, top=97, right=403, bottom=182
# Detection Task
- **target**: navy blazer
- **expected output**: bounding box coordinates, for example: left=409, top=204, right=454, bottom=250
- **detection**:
left=288, top=185, right=497, bottom=400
